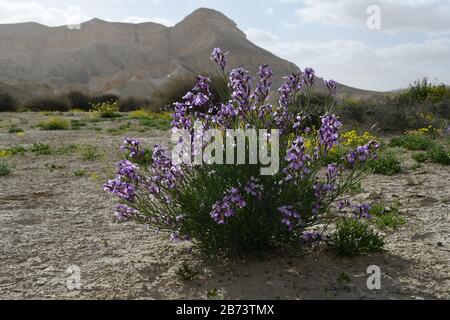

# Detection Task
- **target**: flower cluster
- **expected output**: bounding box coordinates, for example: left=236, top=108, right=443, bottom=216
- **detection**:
left=283, top=137, right=311, bottom=182
left=303, top=67, right=315, bottom=88
left=210, top=47, right=228, bottom=72
left=354, top=203, right=372, bottom=219
left=210, top=188, right=247, bottom=224
left=244, top=176, right=263, bottom=199
left=319, top=114, right=342, bottom=152
left=324, top=79, right=337, bottom=96
left=117, top=159, right=139, bottom=181
left=251, top=64, right=273, bottom=104
left=172, top=76, right=213, bottom=130
left=104, top=178, right=135, bottom=201
left=278, top=206, right=302, bottom=232
left=121, top=137, right=145, bottom=160
left=149, top=144, right=183, bottom=190
left=229, top=67, right=252, bottom=111
left=345, top=140, right=380, bottom=166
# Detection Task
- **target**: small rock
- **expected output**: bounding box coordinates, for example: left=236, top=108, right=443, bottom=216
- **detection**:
left=437, top=242, right=444, bottom=247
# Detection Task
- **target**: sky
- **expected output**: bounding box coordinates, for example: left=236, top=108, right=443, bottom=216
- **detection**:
left=1, top=0, right=450, bottom=91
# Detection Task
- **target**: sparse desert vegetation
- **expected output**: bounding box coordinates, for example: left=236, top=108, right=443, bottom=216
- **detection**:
left=0, top=2, right=449, bottom=302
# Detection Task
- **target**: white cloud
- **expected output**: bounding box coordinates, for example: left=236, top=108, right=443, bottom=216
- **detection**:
left=121, top=16, right=174, bottom=26
left=267, top=7, right=274, bottom=15
left=245, top=28, right=279, bottom=45
left=248, top=29, right=450, bottom=91
left=296, top=0, right=450, bottom=33
left=0, top=0, right=90, bottom=26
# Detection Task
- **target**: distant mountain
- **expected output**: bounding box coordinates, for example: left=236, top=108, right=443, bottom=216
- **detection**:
left=0, top=8, right=382, bottom=102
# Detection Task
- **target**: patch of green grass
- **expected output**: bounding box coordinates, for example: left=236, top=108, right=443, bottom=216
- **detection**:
left=427, top=145, right=450, bottom=165
left=413, top=152, right=428, bottom=163
left=55, top=144, right=80, bottom=155
left=0, top=160, right=12, bottom=176
left=70, top=119, right=87, bottom=130
left=139, top=117, right=171, bottom=130
left=37, top=117, right=70, bottom=130
left=206, top=288, right=224, bottom=300
left=175, top=262, right=201, bottom=281
left=389, top=134, right=435, bottom=151
left=370, top=203, right=406, bottom=230
left=8, top=125, right=24, bottom=133
left=73, top=168, right=87, bottom=177
left=330, top=218, right=385, bottom=257
left=337, top=272, right=351, bottom=285
left=366, top=152, right=402, bottom=175
left=0, top=145, right=27, bottom=156
left=30, top=143, right=52, bottom=155
left=80, top=144, right=102, bottom=161
left=412, top=145, right=450, bottom=165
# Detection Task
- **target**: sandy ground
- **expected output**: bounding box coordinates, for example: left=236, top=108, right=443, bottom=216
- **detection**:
left=0, top=112, right=449, bottom=300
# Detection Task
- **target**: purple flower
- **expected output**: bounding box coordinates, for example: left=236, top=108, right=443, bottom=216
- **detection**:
left=251, top=64, right=273, bottom=104
left=301, top=231, right=324, bottom=243
left=318, top=114, right=342, bottom=152
left=115, top=204, right=137, bottom=221
left=278, top=206, right=302, bottom=232
left=282, top=136, right=311, bottom=182
left=210, top=47, right=228, bottom=71
left=150, top=144, right=183, bottom=189
left=345, top=140, right=380, bottom=167
left=117, top=159, right=139, bottom=181
left=104, top=177, right=135, bottom=201
left=354, top=203, right=372, bottom=219
left=244, top=177, right=263, bottom=199
left=121, top=137, right=145, bottom=160
left=324, top=79, right=337, bottom=96
left=326, top=163, right=339, bottom=181
left=229, top=67, right=252, bottom=111
left=303, top=67, right=315, bottom=88
left=210, top=187, right=246, bottom=224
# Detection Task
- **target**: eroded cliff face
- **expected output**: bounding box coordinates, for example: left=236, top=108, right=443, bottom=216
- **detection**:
left=0, top=8, right=300, bottom=99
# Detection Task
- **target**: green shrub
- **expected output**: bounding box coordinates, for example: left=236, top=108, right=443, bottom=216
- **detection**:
left=0, top=159, right=12, bottom=176
left=24, top=95, right=69, bottom=112
left=389, top=134, right=435, bottom=151
left=366, top=152, right=401, bottom=175
left=91, top=101, right=120, bottom=119
left=8, top=125, right=24, bottom=133
left=73, top=168, right=87, bottom=177
left=105, top=50, right=382, bottom=259
left=0, top=145, right=26, bottom=156
left=330, top=218, right=385, bottom=256
left=413, top=152, right=429, bottom=163
left=80, top=144, right=102, bottom=161
left=370, top=203, right=406, bottom=230
left=117, top=97, right=149, bottom=112
left=175, top=262, right=200, bottom=281
left=67, top=90, right=92, bottom=111
left=30, top=143, right=52, bottom=155
left=37, top=117, right=70, bottom=130
left=70, top=119, right=87, bottom=130
left=0, top=92, right=17, bottom=112
left=412, top=145, right=450, bottom=165
left=427, top=145, right=450, bottom=165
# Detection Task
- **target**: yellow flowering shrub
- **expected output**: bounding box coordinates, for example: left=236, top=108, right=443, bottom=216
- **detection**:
left=341, top=130, right=376, bottom=148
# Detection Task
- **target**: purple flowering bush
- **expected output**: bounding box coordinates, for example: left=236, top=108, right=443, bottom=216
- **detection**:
left=105, top=48, right=381, bottom=257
